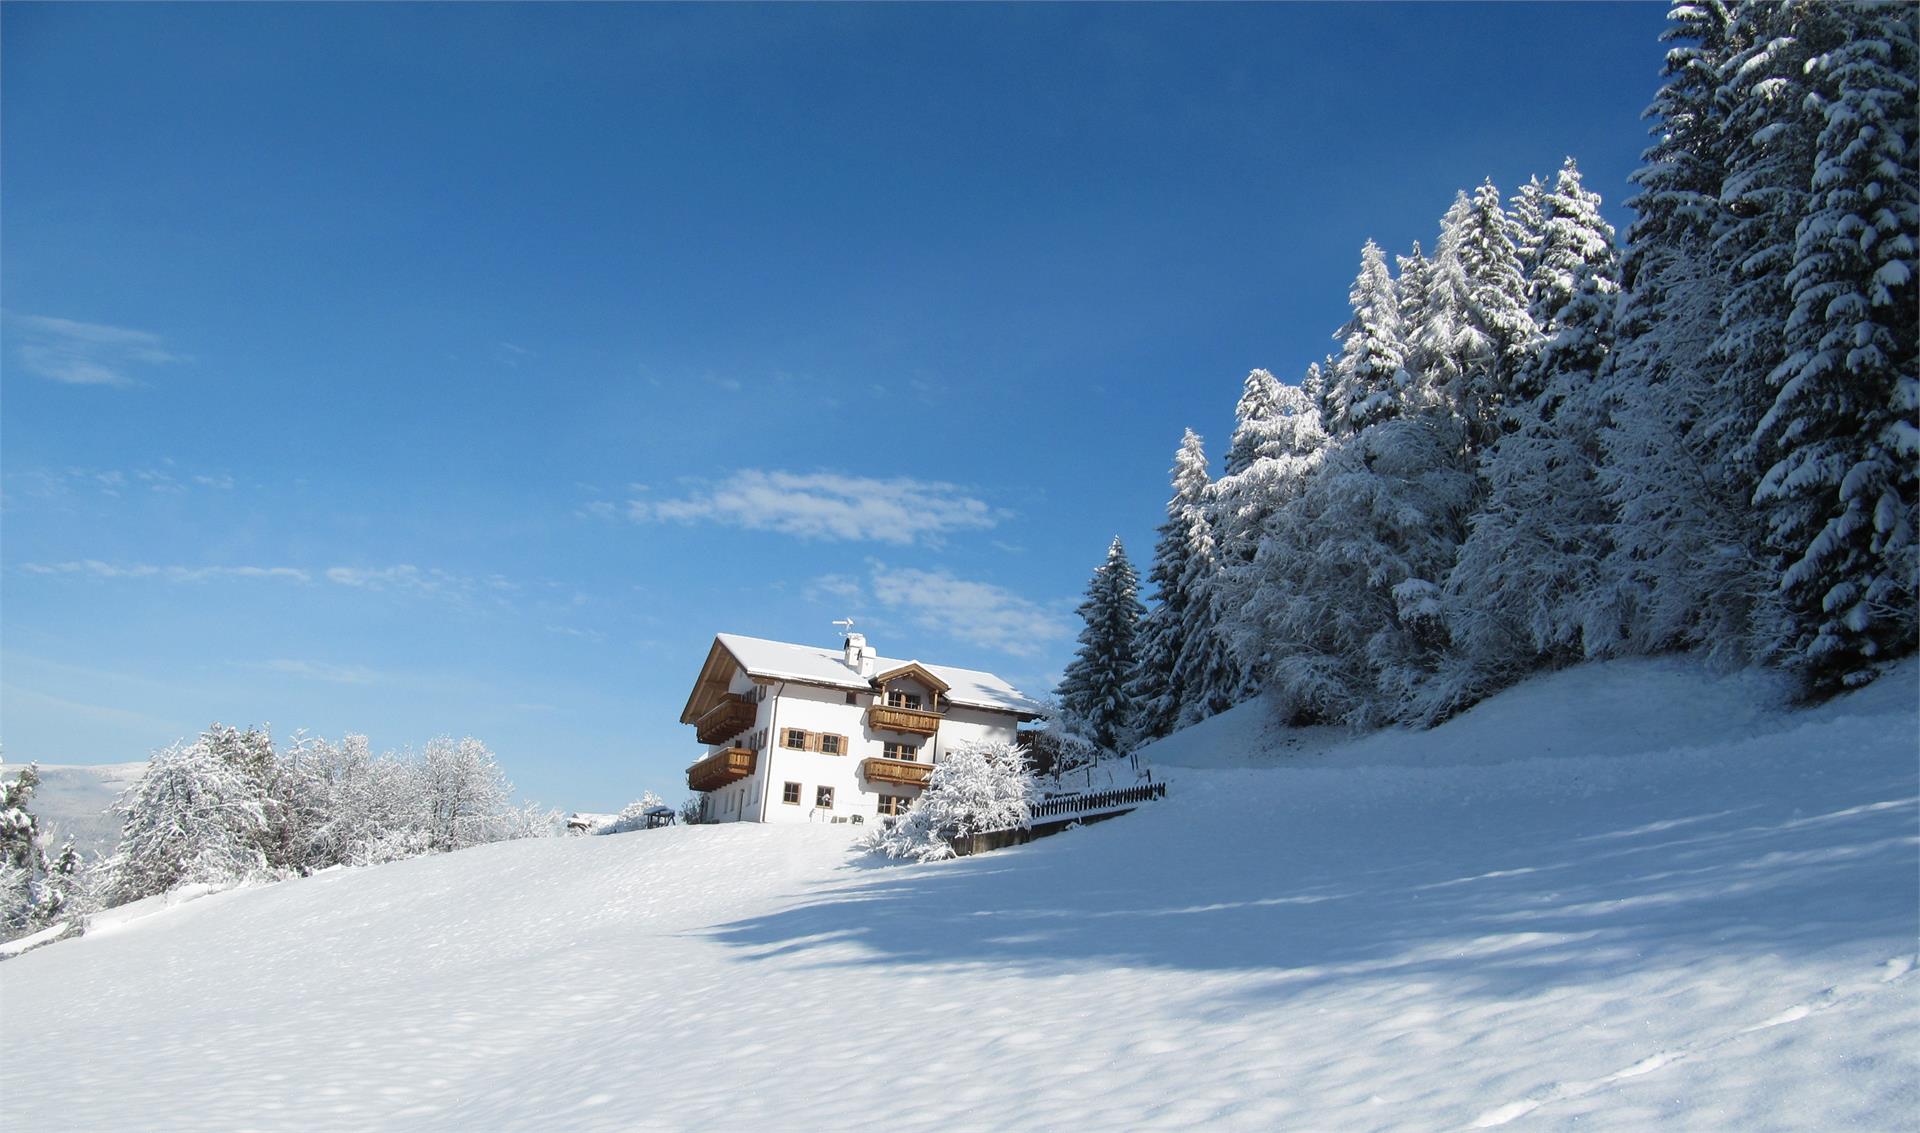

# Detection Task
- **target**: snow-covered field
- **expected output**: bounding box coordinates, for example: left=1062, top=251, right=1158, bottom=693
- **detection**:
left=4, top=659, right=1915, bottom=1131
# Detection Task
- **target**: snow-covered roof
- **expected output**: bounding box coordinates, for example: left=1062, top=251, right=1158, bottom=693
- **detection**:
left=686, top=633, right=1043, bottom=719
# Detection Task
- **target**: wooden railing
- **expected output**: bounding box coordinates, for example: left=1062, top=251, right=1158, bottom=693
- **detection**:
left=868, top=704, right=941, bottom=736
left=687, top=746, right=756, bottom=792
left=861, top=756, right=933, bottom=787
left=694, top=694, right=757, bottom=745
left=1029, top=782, right=1167, bottom=820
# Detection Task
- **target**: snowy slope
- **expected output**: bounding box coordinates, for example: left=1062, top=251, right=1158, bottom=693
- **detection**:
left=22, top=761, right=144, bottom=858
left=3, top=660, right=1915, bottom=1132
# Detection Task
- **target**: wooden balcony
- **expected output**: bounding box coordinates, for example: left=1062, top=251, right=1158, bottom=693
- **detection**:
left=867, top=704, right=941, bottom=737
left=687, top=747, right=756, bottom=792
left=861, top=756, right=932, bottom=788
left=694, top=694, right=757, bottom=745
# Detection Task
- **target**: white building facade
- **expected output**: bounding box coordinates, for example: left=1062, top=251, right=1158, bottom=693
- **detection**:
left=680, top=631, right=1042, bottom=824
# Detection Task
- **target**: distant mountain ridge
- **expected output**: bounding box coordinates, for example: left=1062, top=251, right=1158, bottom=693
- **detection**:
left=21, top=762, right=145, bottom=860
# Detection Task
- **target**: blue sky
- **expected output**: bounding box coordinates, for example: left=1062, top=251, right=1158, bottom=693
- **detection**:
left=2, top=2, right=1670, bottom=809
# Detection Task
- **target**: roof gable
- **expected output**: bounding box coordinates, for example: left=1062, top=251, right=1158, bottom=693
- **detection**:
left=872, top=661, right=950, bottom=695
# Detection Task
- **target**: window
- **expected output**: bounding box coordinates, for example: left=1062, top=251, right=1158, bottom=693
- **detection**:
left=820, top=734, right=843, bottom=756
left=882, top=742, right=918, bottom=762
left=784, top=728, right=809, bottom=749
left=815, top=786, right=834, bottom=810
left=845, top=692, right=858, bottom=705
left=877, top=794, right=909, bottom=816
left=782, top=781, right=801, bottom=805
left=887, top=689, right=922, bottom=710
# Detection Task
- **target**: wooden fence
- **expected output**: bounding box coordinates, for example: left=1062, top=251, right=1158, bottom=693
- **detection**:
left=1029, top=781, right=1168, bottom=820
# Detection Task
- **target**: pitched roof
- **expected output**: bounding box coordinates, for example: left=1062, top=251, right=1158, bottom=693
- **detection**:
left=687, top=632, right=1043, bottom=719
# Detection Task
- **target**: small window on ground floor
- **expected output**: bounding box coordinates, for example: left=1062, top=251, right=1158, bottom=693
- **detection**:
left=877, top=794, right=910, bottom=816
left=782, top=781, right=801, bottom=805
left=816, top=786, right=834, bottom=810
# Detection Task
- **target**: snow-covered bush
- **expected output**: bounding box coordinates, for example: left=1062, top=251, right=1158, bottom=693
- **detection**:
left=97, top=726, right=552, bottom=909
left=599, top=792, right=665, bottom=835
left=102, top=735, right=276, bottom=906
left=862, top=742, right=1037, bottom=863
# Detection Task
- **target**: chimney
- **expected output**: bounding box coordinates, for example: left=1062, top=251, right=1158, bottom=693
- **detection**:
left=843, top=632, right=875, bottom=678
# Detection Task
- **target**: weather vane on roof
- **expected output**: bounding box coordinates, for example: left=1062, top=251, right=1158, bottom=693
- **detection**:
left=833, top=617, right=856, bottom=639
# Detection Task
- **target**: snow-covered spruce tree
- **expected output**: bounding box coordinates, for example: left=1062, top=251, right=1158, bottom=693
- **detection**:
left=1056, top=537, right=1144, bottom=752
left=1224, top=368, right=1287, bottom=477
left=103, top=733, right=274, bottom=906
left=1752, top=2, right=1919, bottom=691
left=1129, top=430, right=1212, bottom=742
left=1211, top=377, right=1332, bottom=688
left=861, top=741, right=1036, bottom=863
left=1448, top=181, right=1541, bottom=452
left=1509, top=174, right=1550, bottom=286
left=1242, top=410, right=1475, bottom=727
left=1299, top=360, right=1333, bottom=435
left=1440, top=186, right=1625, bottom=716
left=1, top=760, right=74, bottom=940
left=1707, top=1, right=1836, bottom=488
left=1328, top=240, right=1410, bottom=434
left=1525, top=158, right=1619, bottom=368
left=1598, top=0, right=1766, bottom=660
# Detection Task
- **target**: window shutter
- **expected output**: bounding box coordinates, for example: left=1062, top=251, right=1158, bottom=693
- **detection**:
left=806, top=731, right=820, bottom=752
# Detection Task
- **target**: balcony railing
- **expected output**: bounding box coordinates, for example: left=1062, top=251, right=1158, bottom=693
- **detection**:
left=694, top=694, right=757, bottom=746
left=861, top=756, right=932, bottom=787
left=867, top=704, right=941, bottom=737
left=687, top=746, right=756, bottom=793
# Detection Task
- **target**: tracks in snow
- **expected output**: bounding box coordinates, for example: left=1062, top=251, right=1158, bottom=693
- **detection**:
left=1467, top=953, right=1918, bottom=1129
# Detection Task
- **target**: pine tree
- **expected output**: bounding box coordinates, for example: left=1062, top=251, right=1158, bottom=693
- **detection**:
left=1753, top=1, right=1919, bottom=689
left=1329, top=240, right=1411, bottom=433
left=1509, top=174, right=1550, bottom=285
left=1224, top=369, right=1286, bottom=476
left=1599, top=0, right=1767, bottom=659
left=1526, top=158, right=1619, bottom=355
left=1444, top=241, right=1625, bottom=711
left=1, top=760, right=63, bottom=939
left=1242, top=412, right=1475, bottom=727
left=1130, top=431, right=1212, bottom=741
left=1056, top=537, right=1145, bottom=752
left=1211, top=380, right=1332, bottom=689
left=1450, top=180, right=1541, bottom=450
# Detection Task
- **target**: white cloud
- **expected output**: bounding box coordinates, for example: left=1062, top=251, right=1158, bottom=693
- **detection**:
left=20, top=560, right=311, bottom=583
left=7, top=313, right=185, bottom=388
left=806, top=573, right=866, bottom=604
left=622, top=470, right=1003, bottom=546
left=19, top=560, right=512, bottom=607
left=9, top=463, right=236, bottom=502
left=868, top=563, right=1073, bottom=657
left=544, top=624, right=607, bottom=642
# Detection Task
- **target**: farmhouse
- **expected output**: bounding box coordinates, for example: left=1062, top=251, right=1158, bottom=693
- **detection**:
left=679, top=630, right=1043, bottom=824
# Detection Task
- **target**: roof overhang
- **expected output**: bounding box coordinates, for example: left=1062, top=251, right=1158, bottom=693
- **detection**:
left=678, top=638, right=744, bottom=724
